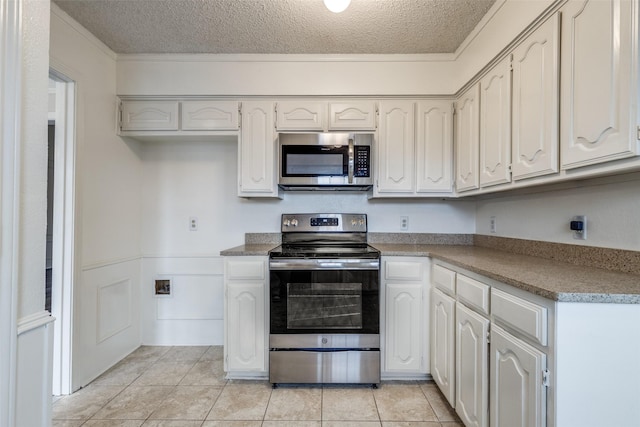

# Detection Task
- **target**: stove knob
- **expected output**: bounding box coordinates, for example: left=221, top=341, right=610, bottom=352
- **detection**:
left=291, top=219, right=299, bottom=227
left=283, top=219, right=291, bottom=227
left=359, top=219, right=365, bottom=226
left=351, top=219, right=357, bottom=226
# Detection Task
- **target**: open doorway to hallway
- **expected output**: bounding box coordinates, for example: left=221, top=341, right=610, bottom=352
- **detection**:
left=48, top=71, right=77, bottom=396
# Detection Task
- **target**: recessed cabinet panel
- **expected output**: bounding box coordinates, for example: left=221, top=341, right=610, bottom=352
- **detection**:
left=226, top=281, right=266, bottom=372
left=276, top=101, right=326, bottom=131
left=431, top=288, right=456, bottom=406
left=181, top=101, right=239, bottom=131
left=490, top=325, right=546, bottom=427
left=385, top=282, right=422, bottom=372
left=121, top=100, right=179, bottom=131
left=416, top=101, right=453, bottom=193
left=456, top=84, right=481, bottom=192
left=560, top=0, right=638, bottom=169
left=480, top=56, right=512, bottom=187
left=377, top=101, right=415, bottom=193
left=238, top=101, right=278, bottom=196
left=456, top=303, right=489, bottom=427
left=329, top=101, right=377, bottom=130
left=511, top=14, right=560, bottom=180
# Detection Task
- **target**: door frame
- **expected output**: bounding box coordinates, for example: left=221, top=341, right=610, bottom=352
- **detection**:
left=48, top=69, right=78, bottom=396
left=0, top=0, right=23, bottom=423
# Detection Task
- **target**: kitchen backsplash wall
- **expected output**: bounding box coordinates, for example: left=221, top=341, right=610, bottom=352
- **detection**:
left=139, top=139, right=477, bottom=257
left=475, top=174, right=640, bottom=251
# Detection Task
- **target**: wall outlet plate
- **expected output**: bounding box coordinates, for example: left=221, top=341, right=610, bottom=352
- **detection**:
left=400, top=216, right=409, bottom=231
left=571, top=215, right=587, bottom=240
left=490, top=216, right=497, bottom=233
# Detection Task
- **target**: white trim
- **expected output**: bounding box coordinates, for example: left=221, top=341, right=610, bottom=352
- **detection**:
left=0, top=0, right=23, bottom=424
left=116, top=52, right=457, bottom=63
left=452, top=0, right=507, bottom=59
left=50, top=3, right=117, bottom=61
left=17, top=311, right=55, bottom=336
left=81, top=255, right=142, bottom=271
left=142, top=253, right=223, bottom=259
left=48, top=73, right=77, bottom=396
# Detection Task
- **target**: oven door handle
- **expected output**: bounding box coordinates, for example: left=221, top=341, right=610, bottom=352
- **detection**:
left=270, top=258, right=380, bottom=270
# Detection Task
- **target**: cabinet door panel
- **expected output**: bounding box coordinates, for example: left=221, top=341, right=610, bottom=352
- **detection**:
left=456, top=303, right=489, bottom=427
left=182, top=101, right=239, bottom=131
left=276, top=101, right=326, bottom=131
left=480, top=57, right=512, bottom=187
left=560, top=0, right=638, bottom=169
left=239, top=101, right=277, bottom=196
left=377, top=101, right=415, bottom=193
left=512, top=14, right=559, bottom=180
left=416, top=101, right=453, bottom=193
left=431, top=288, right=456, bottom=406
left=386, top=282, right=422, bottom=372
left=121, top=100, right=179, bottom=131
left=329, top=101, right=377, bottom=130
left=490, top=326, right=546, bottom=427
left=227, top=282, right=266, bottom=371
left=455, top=84, right=480, bottom=192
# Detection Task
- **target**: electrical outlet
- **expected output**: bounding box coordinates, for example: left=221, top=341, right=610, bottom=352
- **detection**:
left=189, top=216, right=198, bottom=231
left=571, top=215, right=587, bottom=240
left=490, top=216, right=497, bottom=233
left=400, top=216, right=409, bottom=231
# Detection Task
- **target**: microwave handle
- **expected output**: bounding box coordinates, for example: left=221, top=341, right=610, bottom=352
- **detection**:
left=348, top=138, right=354, bottom=184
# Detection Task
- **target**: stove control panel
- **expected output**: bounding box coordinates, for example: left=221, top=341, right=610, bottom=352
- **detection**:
left=281, top=213, right=367, bottom=233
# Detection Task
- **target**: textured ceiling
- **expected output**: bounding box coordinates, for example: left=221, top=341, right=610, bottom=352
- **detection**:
left=53, top=0, right=497, bottom=55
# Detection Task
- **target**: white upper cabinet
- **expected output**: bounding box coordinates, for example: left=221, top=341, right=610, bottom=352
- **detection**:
left=480, top=56, right=512, bottom=188
left=560, top=0, right=639, bottom=169
left=181, top=100, right=239, bottom=131
left=376, top=100, right=415, bottom=194
left=275, top=101, right=326, bottom=131
left=416, top=101, right=453, bottom=193
left=329, top=101, right=377, bottom=130
left=238, top=101, right=279, bottom=197
left=456, top=84, right=481, bottom=192
left=511, top=14, right=560, bottom=180
left=120, top=100, right=179, bottom=131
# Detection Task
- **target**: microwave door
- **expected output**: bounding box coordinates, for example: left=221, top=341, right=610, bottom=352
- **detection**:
left=281, top=146, right=348, bottom=179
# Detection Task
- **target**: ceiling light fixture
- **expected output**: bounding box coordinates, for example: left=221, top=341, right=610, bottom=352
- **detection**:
left=324, top=0, right=351, bottom=13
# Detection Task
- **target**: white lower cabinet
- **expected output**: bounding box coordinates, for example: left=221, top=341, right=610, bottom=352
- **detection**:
left=490, top=325, right=547, bottom=427
left=224, top=257, right=269, bottom=378
left=381, top=257, right=429, bottom=378
left=431, top=288, right=456, bottom=406
left=456, top=303, right=489, bottom=427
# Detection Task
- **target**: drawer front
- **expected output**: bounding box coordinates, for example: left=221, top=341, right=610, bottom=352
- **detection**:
left=432, top=264, right=456, bottom=295
left=225, top=259, right=265, bottom=280
left=491, top=288, right=548, bottom=346
left=385, top=260, right=424, bottom=281
left=456, top=274, right=490, bottom=315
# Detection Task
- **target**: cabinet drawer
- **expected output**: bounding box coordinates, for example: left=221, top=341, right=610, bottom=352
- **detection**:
left=432, top=264, right=456, bottom=296
left=456, top=274, right=490, bottom=316
left=385, top=260, right=424, bottom=280
left=225, top=259, right=265, bottom=280
left=491, top=288, right=548, bottom=346
left=329, top=101, right=377, bottom=130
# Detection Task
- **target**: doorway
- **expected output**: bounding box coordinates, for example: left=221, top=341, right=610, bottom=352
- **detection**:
left=48, top=71, right=77, bottom=396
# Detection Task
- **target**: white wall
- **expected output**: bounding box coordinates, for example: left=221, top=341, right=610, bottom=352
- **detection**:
left=50, top=5, right=143, bottom=389
left=139, top=139, right=475, bottom=344
left=475, top=175, right=640, bottom=251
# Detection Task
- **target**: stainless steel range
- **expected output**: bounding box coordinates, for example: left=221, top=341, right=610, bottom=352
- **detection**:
left=269, top=213, right=380, bottom=387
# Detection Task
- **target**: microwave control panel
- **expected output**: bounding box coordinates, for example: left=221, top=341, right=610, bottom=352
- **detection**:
left=354, top=146, right=370, bottom=177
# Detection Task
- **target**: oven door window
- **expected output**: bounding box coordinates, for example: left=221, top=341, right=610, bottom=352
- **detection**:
left=270, top=269, right=379, bottom=334
left=281, top=145, right=348, bottom=177
left=287, top=282, right=362, bottom=329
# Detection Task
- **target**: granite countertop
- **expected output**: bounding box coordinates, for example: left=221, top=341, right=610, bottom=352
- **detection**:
left=220, top=241, right=640, bottom=304
left=371, top=243, right=640, bottom=304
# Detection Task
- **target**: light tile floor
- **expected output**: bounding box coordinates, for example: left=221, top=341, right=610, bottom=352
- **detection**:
left=53, top=346, right=463, bottom=427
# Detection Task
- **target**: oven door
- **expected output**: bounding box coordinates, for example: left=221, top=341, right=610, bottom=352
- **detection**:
left=269, top=259, right=379, bottom=335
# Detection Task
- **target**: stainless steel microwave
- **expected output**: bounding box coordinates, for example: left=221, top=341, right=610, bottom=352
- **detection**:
left=278, top=133, right=373, bottom=190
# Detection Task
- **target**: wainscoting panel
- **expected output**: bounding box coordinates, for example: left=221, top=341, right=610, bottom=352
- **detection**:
left=97, top=279, right=132, bottom=343
left=142, top=256, right=224, bottom=345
